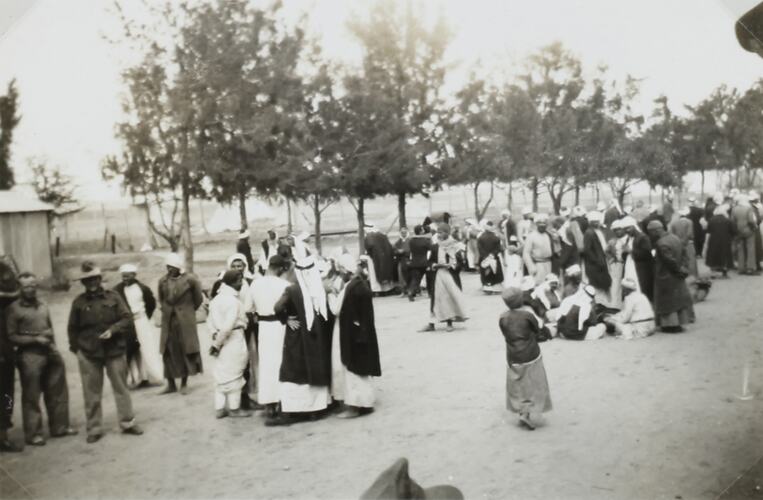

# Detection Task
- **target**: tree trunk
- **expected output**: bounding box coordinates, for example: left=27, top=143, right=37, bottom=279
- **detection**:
left=478, top=182, right=495, bottom=220
left=700, top=169, right=705, bottom=199
left=397, top=192, right=407, bottom=229
left=286, top=197, right=293, bottom=234
left=198, top=200, right=210, bottom=235
left=531, top=178, right=539, bottom=212
left=618, top=188, right=627, bottom=208
left=507, top=181, right=513, bottom=210
left=181, top=178, right=194, bottom=273
left=356, top=197, right=366, bottom=255
left=238, top=188, right=248, bottom=231
left=550, top=190, right=562, bottom=214
left=595, top=184, right=600, bottom=204
left=574, top=185, right=580, bottom=206
left=313, top=196, right=322, bottom=256
left=473, top=182, right=481, bottom=220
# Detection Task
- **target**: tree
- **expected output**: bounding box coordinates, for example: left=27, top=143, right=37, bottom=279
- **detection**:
left=491, top=84, right=542, bottom=210
left=726, top=81, right=763, bottom=189
left=0, top=80, right=20, bottom=190
left=443, top=76, right=504, bottom=220
left=674, top=86, right=736, bottom=197
left=333, top=73, right=408, bottom=253
left=348, top=0, right=452, bottom=228
left=29, top=159, right=81, bottom=212
left=279, top=57, right=342, bottom=255
left=105, top=2, right=212, bottom=271
left=180, top=0, right=306, bottom=231
left=517, top=43, right=587, bottom=213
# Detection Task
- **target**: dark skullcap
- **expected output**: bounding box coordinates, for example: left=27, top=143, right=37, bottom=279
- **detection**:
left=501, top=287, right=524, bottom=310
left=222, top=269, right=241, bottom=286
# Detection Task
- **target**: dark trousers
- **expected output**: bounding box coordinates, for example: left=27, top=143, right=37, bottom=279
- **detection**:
left=737, top=234, right=756, bottom=272
left=408, top=266, right=426, bottom=297
left=76, top=352, right=135, bottom=437
left=16, top=348, right=70, bottom=441
left=0, top=356, right=14, bottom=431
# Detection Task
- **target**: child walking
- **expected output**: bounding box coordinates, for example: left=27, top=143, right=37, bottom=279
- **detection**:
left=499, top=287, right=552, bottom=430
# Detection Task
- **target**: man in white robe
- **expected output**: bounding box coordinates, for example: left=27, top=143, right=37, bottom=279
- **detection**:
left=523, top=214, right=555, bottom=285
left=207, top=271, right=251, bottom=418
left=114, top=264, right=163, bottom=387
left=248, top=255, right=291, bottom=418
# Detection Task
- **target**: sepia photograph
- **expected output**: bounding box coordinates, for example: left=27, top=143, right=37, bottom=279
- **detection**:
left=1, top=0, right=763, bottom=498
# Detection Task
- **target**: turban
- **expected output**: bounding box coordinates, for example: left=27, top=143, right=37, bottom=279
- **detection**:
left=586, top=211, right=603, bottom=223
left=565, top=264, right=582, bottom=277
left=336, top=253, right=358, bottom=274
left=583, top=285, right=596, bottom=297
left=221, top=269, right=241, bottom=286
left=119, top=263, right=138, bottom=274
left=501, top=287, right=524, bottom=310
left=596, top=201, right=607, bottom=211
left=520, top=276, right=536, bottom=292
left=679, top=206, right=690, bottom=216
left=573, top=206, right=586, bottom=217
left=238, top=230, right=250, bottom=239
left=559, top=207, right=571, bottom=217
left=521, top=207, right=533, bottom=216
left=610, top=219, right=623, bottom=230
left=544, top=273, right=559, bottom=284
left=620, top=216, right=640, bottom=230
left=501, top=209, right=511, bottom=217
left=535, top=213, right=549, bottom=224
left=165, top=253, right=184, bottom=273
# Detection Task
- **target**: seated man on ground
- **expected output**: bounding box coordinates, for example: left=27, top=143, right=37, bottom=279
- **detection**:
left=603, top=278, right=656, bottom=340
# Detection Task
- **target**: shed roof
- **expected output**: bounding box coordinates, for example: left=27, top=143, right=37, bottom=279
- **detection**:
left=0, top=190, right=55, bottom=214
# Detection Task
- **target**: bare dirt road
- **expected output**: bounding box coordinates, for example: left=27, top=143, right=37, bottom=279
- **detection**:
left=2, top=262, right=763, bottom=499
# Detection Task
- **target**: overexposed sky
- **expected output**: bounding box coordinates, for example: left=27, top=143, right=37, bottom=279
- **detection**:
left=0, top=0, right=761, bottom=201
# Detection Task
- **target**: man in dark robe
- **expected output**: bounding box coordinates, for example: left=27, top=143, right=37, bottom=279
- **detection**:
left=500, top=210, right=517, bottom=242
left=407, top=225, right=431, bottom=301
left=393, top=227, right=411, bottom=295
left=687, top=197, right=706, bottom=257
left=647, top=221, right=694, bottom=333
left=623, top=218, right=655, bottom=302
left=0, top=257, right=22, bottom=452
left=364, top=226, right=396, bottom=294
left=558, top=208, right=580, bottom=271
left=331, top=255, right=381, bottom=418
left=268, top=255, right=332, bottom=426
left=582, top=212, right=612, bottom=302
left=705, top=204, right=735, bottom=277
left=477, top=221, right=504, bottom=294
left=750, top=193, right=763, bottom=270
left=640, top=206, right=666, bottom=233
left=603, top=200, right=622, bottom=228
left=259, top=230, right=278, bottom=275
left=236, top=230, right=255, bottom=272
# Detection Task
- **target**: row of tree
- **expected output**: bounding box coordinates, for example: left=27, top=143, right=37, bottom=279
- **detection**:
left=89, top=0, right=763, bottom=272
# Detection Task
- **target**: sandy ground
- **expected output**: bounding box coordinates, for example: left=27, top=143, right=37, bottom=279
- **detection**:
left=2, top=257, right=763, bottom=500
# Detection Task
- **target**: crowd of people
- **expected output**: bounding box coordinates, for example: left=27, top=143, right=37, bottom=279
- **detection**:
left=1, top=188, right=760, bottom=451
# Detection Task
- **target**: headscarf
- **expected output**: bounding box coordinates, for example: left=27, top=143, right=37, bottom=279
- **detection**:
left=573, top=206, right=586, bottom=217
left=166, top=253, right=185, bottom=274
left=294, top=255, right=328, bottom=330
left=564, top=264, right=582, bottom=277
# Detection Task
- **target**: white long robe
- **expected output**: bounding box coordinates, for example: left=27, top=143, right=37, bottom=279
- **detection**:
left=123, top=283, right=163, bottom=383
left=248, top=275, right=290, bottom=405
left=207, top=285, right=249, bottom=396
